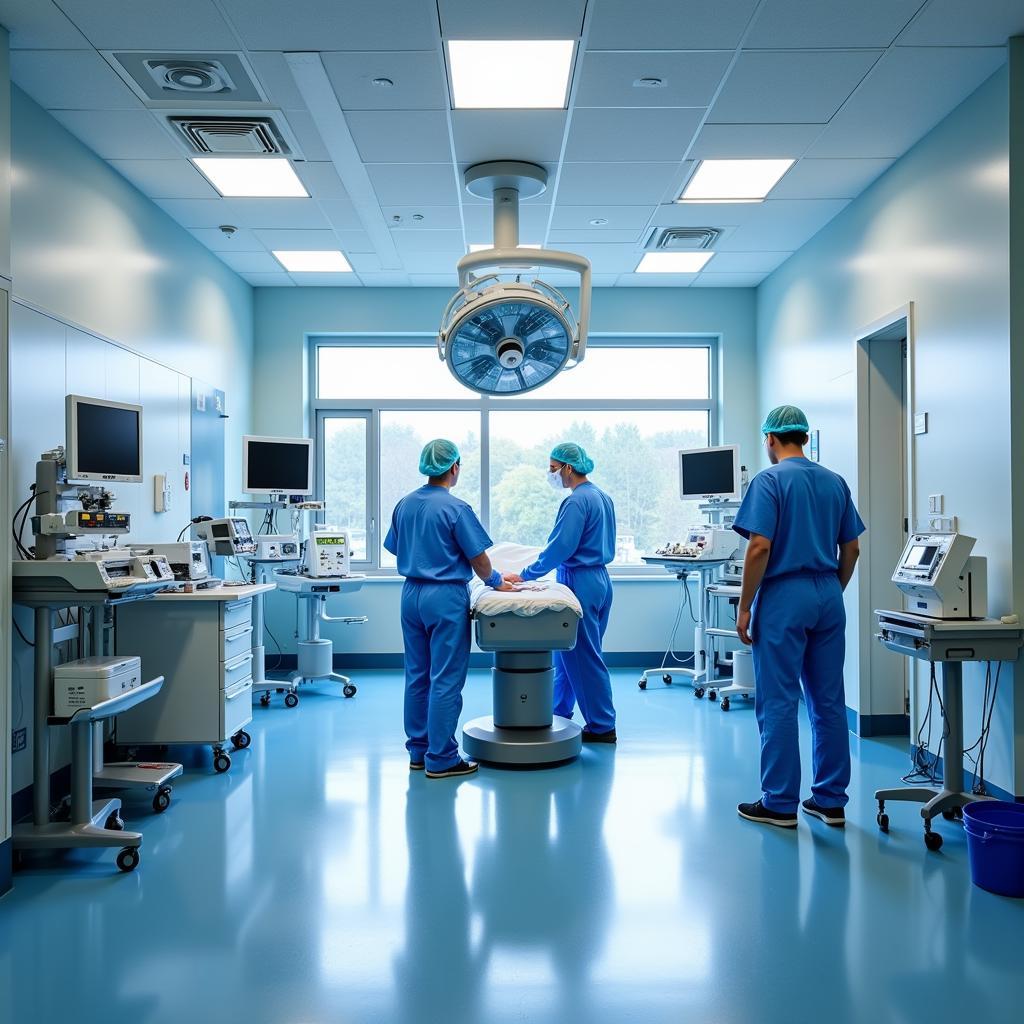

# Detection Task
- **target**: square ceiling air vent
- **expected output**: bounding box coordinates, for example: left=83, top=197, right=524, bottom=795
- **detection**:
left=106, top=51, right=265, bottom=104
left=645, top=227, right=721, bottom=250
left=168, top=115, right=291, bottom=155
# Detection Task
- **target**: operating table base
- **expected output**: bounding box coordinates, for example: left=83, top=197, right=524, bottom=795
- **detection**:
left=463, top=714, right=582, bottom=766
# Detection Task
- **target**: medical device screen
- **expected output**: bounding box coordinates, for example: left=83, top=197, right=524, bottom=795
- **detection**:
left=68, top=397, right=142, bottom=481
left=243, top=436, right=314, bottom=495
left=679, top=446, right=739, bottom=500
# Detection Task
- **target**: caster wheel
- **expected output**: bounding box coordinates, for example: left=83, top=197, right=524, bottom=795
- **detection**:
left=721, top=697, right=731, bottom=711
left=877, top=812, right=890, bottom=832
left=638, top=679, right=647, bottom=690
left=694, top=687, right=705, bottom=699
left=153, top=787, right=172, bottom=814
left=105, top=813, right=125, bottom=832
left=708, top=690, right=718, bottom=702
left=232, top=730, right=252, bottom=750
left=924, top=830, right=944, bottom=852
left=213, top=751, right=231, bottom=774
left=259, top=694, right=271, bottom=707
left=116, top=847, right=140, bottom=872
left=284, top=692, right=299, bottom=709
left=941, top=808, right=962, bottom=822
left=343, top=684, right=357, bottom=698
left=663, top=674, right=673, bottom=685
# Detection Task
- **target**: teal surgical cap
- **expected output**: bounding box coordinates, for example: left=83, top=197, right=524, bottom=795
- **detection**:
left=550, top=442, right=595, bottom=476
left=419, top=438, right=460, bottom=477
left=761, top=405, right=810, bottom=435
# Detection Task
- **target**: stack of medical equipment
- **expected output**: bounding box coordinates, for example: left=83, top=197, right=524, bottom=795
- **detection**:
left=131, top=540, right=220, bottom=588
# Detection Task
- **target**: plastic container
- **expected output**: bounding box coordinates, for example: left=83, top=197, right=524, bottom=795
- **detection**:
left=962, top=801, right=1024, bottom=898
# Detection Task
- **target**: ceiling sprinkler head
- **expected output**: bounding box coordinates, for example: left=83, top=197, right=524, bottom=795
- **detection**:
left=633, top=77, right=666, bottom=89
left=219, top=224, right=237, bottom=236
left=371, top=77, right=395, bottom=89
left=589, top=217, right=609, bottom=226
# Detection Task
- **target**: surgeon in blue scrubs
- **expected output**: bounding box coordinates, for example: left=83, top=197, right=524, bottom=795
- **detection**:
left=504, top=443, right=618, bottom=743
left=385, top=439, right=513, bottom=779
left=733, top=406, right=865, bottom=829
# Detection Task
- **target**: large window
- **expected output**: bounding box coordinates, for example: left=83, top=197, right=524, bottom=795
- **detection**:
left=315, top=338, right=717, bottom=571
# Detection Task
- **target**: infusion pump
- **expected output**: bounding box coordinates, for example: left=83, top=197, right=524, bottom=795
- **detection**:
left=655, top=527, right=739, bottom=562
left=892, top=532, right=987, bottom=619
left=304, top=530, right=351, bottom=578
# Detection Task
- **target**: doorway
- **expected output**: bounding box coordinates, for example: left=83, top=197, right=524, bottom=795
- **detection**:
left=855, top=305, right=913, bottom=735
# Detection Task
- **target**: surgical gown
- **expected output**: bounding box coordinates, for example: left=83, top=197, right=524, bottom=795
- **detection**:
left=385, top=485, right=492, bottom=772
left=521, top=483, right=617, bottom=733
left=733, top=457, right=866, bottom=813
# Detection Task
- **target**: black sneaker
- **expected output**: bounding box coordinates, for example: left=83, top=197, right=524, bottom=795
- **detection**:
left=409, top=761, right=425, bottom=771
left=802, top=799, right=845, bottom=827
left=737, top=799, right=798, bottom=828
left=425, top=759, right=479, bottom=779
left=581, top=728, right=617, bottom=744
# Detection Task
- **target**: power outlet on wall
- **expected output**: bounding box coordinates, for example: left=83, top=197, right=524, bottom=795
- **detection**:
left=12, top=727, right=27, bottom=753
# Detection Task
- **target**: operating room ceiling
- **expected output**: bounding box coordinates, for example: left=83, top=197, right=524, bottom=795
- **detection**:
left=0, top=0, right=1019, bottom=288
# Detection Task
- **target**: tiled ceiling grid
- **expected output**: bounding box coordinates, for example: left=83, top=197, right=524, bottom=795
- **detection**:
left=0, top=0, right=1019, bottom=288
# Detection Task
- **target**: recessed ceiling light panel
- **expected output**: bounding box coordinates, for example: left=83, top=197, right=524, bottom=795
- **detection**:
left=635, top=252, right=714, bottom=273
left=447, top=40, right=575, bottom=109
left=193, top=156, right=308, bottom=197
left=679, top=159, right=794, bottom=203
left=273, top=250, right=352, bottom=273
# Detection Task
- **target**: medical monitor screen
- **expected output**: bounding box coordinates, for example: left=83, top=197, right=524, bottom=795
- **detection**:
left=243, top=436, right=314, bottom=495
left=679, top=446, right=739, bottom=500
left=905, top=545, right=939, bottom=569
left=66, top=395, right=143, bottom=482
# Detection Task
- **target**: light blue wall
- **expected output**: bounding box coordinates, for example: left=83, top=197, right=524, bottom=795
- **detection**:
left=252, top=286, right=759, bottom=656
left=10, top=87, right=254, bottom=498
left=757, top=67, right=1019, bottom=794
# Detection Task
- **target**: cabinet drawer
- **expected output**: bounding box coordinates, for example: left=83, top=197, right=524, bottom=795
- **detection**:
left=221, top=599, right=253, bottom=633
left=223, top=677, right=252, bottom=738
left=222, top=624, right=253, bottom=664
left=222, top=651, right=253, bottom=690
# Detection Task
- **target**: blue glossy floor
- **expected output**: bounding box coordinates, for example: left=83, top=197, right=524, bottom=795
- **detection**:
left=2, top=669, right=1021, bottom=1023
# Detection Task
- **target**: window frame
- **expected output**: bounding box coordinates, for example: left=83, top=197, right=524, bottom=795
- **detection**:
left=311, top=333, right=720, bottom=575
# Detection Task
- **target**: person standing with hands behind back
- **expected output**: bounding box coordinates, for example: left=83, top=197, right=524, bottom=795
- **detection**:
left=732, top=407, right=865, bottom=829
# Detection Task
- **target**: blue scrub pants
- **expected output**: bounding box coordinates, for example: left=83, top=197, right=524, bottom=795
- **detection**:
left=400, top=580, right=472, bottom=773
left=554, top=566, right=616, bottom=733
left=751, top=573, right=851, bottom=814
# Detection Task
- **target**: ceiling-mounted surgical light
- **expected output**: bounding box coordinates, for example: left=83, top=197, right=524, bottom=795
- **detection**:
left=438, top=162, right=591, bottom=396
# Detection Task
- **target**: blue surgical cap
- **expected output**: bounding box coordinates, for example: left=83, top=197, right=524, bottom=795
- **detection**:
left=419, top=438, right=460, bottom=477
left=761, top=405, right=809, bottom=435
left=550, top=442, right=595, bottom=476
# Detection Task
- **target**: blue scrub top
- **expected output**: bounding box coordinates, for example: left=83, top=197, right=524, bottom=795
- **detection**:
left=521, top=482, right=617, bottom=581
left=384, top=485, right=492, bottom=583
left=732, top=457, right=865, bottom=580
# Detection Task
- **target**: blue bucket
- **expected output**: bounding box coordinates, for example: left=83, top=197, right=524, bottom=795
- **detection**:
left=962, top=801, right=1024, bottom=898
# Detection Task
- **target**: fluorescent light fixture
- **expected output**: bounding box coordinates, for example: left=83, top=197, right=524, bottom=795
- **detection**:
left=448, top=40, right=575, bottom=109
left=468, top=243, right=540, bottom=252
left=678, top=159, right=795, bottom=203
left=273, top=250, right=352, bottom=273
left=635, top=252, right=714, bottom=273
left=192, top=157, right=308, bottom=198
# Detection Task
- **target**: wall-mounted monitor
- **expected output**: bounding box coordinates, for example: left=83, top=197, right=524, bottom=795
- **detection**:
left=242, top=435, right=314, bottom=495
left=679, top=444, right=740, bottom=501
left=65, top=394, right=143, bottom=483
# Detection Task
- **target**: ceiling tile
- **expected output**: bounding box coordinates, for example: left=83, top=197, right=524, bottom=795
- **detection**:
left=347, top=110, right=453, bottom=163
left=367, top=163, right=461, bottom=206
left=566, top=107, right=704, bottom=163
left=548, top=228, right=643, bottom=244
left=392, top=229, right=465, bottom=254
left=10, top=50, right=142, bottom=109
left=560, top=244, right=643, bottom=273
left=216, top=251, right=282, bottom=274
left=702, top=251, right=792, bottom=273
left=689, top=122, right=821, bottom=158
left=109, top=159, right=219, bottom=199
left=323, top=51, right=448, bottom=110
left=709, top=50, right=883, bottom=124
left=156, top=197, right=240, bottom=229
left=693, top=272, right=766, bottom=286
left=402, top=255, right=463, bottom=275
left=1, top=0, right=91, bottom=49
left=254, top=228, right=341, bottom=250
left=575, top=50, right=732, bottom=109
left=438, top=0, right=586, bottom=37
left=295, top=162, right=350, bottom=201
left=381, top=206, right=464, bottom=229
left=616, top=272, right=699, bottom=287
left=348, top=253, right=385, bottom=273
left=242, top=273, right=295, bottom=287
left=550, top=205, right=655, bottom=231
left=246, top=52, right=308, bottom=110
left=897, top=0, right=1024, bottom=45
left=54, top=0, right=238, bottom=49
left=745, top=0, right=926, bottom=49
left=50, top=109, right=181, bottom=159
left=361, top=272, right=413, bottom=286
left=282, top=109, right=332, bottom=162
left=335, top=230, right=377, bottom=253
left=408, top=273, right=460, bottom=286
left=189, top=227, right=265, bottom=252
left=587, top=0, right=761, bottom=50
left=806, top=47, right=1008, bottom=158
left=769, top=157, right=893, bottom=199
left=288, top=272, right=363, bottom=286
left=319, top=200, right=366, bottom=232
left=720, top=198, right=851, bottom=250
left=649, top=202, right=759, bottom=227
left=218, top=0, right=439, bottom=50
left=452, top=110, right=567, bottom=166
left=556, top=163, right=682, bottom=205
left=227, top=199, right=331, bottom=230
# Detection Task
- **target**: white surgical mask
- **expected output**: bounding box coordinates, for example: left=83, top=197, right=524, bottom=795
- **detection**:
left=547, top=467, right=567, bottom=492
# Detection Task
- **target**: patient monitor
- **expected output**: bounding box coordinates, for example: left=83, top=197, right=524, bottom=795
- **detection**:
left=892, top=532, right=987, bottom=619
